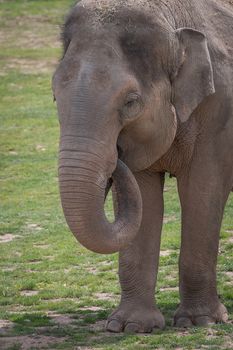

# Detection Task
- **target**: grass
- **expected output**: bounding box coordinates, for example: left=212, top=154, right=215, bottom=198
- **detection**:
left=0, top=0, right=232, bottom=349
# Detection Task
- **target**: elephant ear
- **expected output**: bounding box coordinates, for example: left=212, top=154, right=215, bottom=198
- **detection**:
left=172, top=28, right=215, bottom=122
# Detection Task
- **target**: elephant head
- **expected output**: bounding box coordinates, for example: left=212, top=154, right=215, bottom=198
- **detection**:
left=52, top=1, right=215, bottom=254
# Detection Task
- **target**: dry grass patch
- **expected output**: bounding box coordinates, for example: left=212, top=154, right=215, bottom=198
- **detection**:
left=79, top=306, right=105, bottom=312
left=0, top=320, right=14, bottom=335
left=26, top=223, right=43, bottom=230
left=2, top=57, right=58, bottom=75
left=0, top=233, right=20, bottom=243
left=159, top=287, right=179, bottom=292
left=85, top=266, right=99, bottom=275
left=88, top=320, right=106, bottom=332
left=20, top=290, right=39, bottom=297
left=160, top=250, right=175, bottom=257
left=94, top=293, right=116, bottom=301
left=47, top=312, right=75, bottom=326
left=0, top=16, right=61, bottom=49
left=163, top=214, right=177, bottom=224
left=225, top=271, right=233, bottom=278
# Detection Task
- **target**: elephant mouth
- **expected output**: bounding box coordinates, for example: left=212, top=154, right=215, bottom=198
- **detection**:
left=104, top=144, right=123, bottom=201
left=104, top=144, right=123, bottom=202
left=105, top=177, right=113, bottom=201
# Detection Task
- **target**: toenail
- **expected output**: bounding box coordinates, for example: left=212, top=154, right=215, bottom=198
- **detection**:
left=124, top=322, right=140, bottom=333
left=106, top=319, right=123, bottom=333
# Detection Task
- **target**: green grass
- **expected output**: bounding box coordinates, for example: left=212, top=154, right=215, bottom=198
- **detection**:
left=0, top=1, right=232, bottom=349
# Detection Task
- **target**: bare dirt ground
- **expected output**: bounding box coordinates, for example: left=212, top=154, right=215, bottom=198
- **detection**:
left=0, top=314, right=107, bottom=350
left=3, top=58, right=58, bottom=75
left=0, top=15, right=60, bottom=75
left=0, top=234, right=19, bottom=243
left=1, top=335, right=67, bottom=350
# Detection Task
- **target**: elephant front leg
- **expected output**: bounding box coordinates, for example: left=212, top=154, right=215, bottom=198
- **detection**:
left=106, top=171, right=165, bottom=333
left=174, top=164, right=231, bottom=327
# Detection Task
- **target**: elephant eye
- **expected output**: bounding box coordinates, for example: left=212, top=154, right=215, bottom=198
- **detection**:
left=122, top=93, right=143, bottom=119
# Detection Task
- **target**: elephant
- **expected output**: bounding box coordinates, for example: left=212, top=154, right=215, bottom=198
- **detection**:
left=52, top=0, right=233, bottom=333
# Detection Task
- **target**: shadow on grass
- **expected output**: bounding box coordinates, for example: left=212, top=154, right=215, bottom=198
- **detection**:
left=3, top=302, right=180, bottom=348
left=3, top=296, right=232, bottom=349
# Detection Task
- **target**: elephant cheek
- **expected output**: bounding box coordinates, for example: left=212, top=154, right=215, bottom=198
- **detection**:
left=118, top=105, right=177, bottom=172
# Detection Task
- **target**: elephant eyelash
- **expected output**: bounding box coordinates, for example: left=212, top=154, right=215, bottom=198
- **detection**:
left=119, top=94, right=144, bottom=122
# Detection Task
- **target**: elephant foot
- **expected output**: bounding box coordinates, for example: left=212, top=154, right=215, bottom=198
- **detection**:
left=174, top=301, right=228, bottom=328
left=106, top=304, right=165, bottom=333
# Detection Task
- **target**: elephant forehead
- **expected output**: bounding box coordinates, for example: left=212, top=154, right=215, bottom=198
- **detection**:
left=74, top=0, right=162, bottom=27
left=64, top=0, right=170, bottom=53
left=77, top=0, right=156, bottom=14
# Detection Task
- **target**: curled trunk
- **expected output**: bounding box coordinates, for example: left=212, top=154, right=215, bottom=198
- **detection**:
left=59, top=142, right=142, bottom=254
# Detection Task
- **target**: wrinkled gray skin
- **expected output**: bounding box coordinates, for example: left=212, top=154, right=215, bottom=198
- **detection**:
left=53, top=0, right=233, bottom=333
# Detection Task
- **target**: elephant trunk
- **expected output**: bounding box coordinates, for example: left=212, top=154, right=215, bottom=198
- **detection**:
left=59, top=136, right=142, bottom=254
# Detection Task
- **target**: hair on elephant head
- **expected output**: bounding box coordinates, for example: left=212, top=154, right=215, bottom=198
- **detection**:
left=52, top=0, right=215, bottom=254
